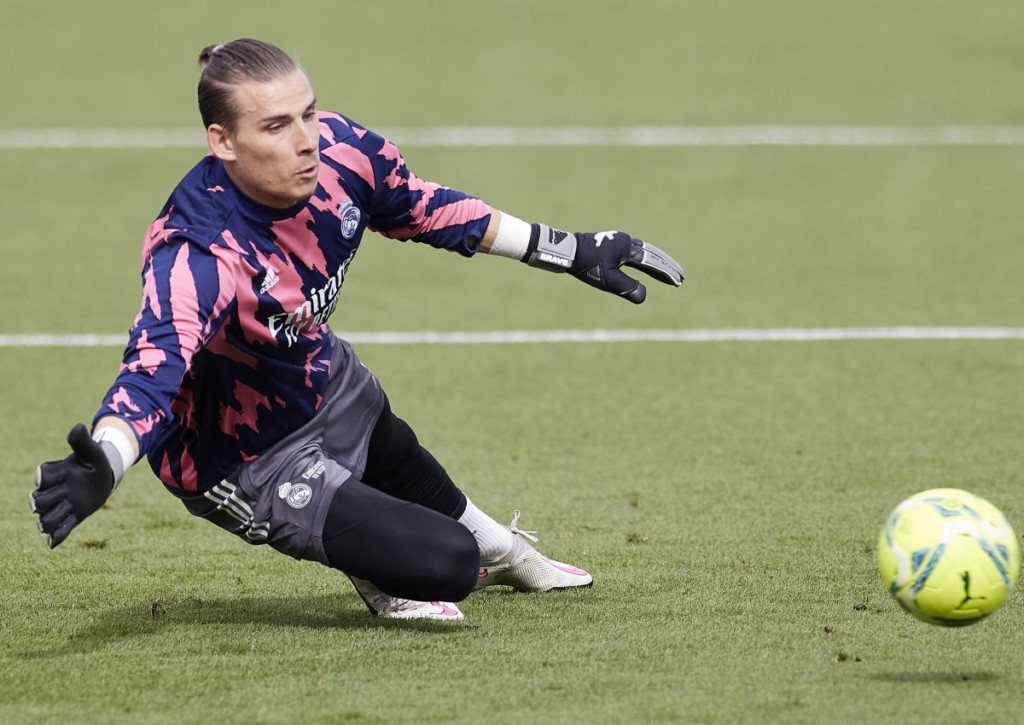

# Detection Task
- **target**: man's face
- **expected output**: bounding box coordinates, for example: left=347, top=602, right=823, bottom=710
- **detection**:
left=209, top=69, right=320, bottom=209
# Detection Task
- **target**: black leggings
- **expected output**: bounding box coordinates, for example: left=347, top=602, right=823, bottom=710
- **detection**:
left=320, top=395, right=478, bottom=602
left=362, top=394, right=467, bottom=518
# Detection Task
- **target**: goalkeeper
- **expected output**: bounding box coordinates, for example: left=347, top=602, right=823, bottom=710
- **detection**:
left=31, top=39, right=683, bottom=621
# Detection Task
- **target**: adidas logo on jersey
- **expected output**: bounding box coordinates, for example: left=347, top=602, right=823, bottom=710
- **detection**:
left=260, top=266, right=280, bottom=294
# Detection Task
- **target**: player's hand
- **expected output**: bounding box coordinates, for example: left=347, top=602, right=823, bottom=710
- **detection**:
left=571, top=231, right=684, bottom=304
left=31, top=424, right=115, bottom=548
left=524, top=225, right=684, bottom=304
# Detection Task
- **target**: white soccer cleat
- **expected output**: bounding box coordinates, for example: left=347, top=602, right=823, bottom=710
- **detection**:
left=348, top=576, right=465, bottom=621
left=475, top=510, right=593, bottom=592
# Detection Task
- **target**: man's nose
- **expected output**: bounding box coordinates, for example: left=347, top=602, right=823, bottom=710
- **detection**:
left=295, top=121, right=317, bottom=152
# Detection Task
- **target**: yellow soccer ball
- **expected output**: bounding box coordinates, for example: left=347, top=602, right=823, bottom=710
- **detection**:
left=878, top=488, right=1019, bottom=626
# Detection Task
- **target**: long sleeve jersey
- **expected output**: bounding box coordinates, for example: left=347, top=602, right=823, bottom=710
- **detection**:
left=95, top=112, right=493, bottom=494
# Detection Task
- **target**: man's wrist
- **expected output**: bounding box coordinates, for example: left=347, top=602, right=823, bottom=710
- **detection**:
left=93, top=426, right=136, bottom=487
left=485, top=212, right=533, bottom=260
left=523, top=223, right=576, bottom=272
left=485, top=212, right=578, bottom=273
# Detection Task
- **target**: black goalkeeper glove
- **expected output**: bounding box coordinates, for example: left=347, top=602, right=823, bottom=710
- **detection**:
left=31, top=424, right=117, bottom=548
left=522, top=225, right=684, bottom=304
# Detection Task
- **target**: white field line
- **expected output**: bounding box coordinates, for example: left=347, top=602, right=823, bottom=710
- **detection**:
left=6, top=126, right=1024, bottom=149
left=2, top=328, right=1023, bottom=348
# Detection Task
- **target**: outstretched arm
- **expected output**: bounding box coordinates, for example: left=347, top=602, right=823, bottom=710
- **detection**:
left=351, top=120, right=684, bottom=292
left=31, top=234, right=232, bottom=548
left=479, top=211, right=684, bottom=304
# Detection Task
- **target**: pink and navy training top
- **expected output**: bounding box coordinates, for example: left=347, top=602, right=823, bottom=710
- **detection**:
left=95, top=112, right=493, bottom=494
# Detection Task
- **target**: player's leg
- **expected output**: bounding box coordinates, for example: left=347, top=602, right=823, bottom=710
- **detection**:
left=279, top=337, right=477, bottom=617
left=323, top=335, right=592, bottom=593
left=362, top=394, right=593, bottom=592
left=319, top=473, right=479, bottom=608
left=184, top=445, right=476, bottom=620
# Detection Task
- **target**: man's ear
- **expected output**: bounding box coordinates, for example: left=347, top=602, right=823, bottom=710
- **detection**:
left=207, top=124, right=236, bottom=161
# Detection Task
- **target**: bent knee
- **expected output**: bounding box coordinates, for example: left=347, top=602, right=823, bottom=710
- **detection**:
left=433, top=525, right=480, bottom=601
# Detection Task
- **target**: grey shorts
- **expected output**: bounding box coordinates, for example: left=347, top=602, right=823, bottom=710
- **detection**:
left=179, top=336, right=385, bottom=565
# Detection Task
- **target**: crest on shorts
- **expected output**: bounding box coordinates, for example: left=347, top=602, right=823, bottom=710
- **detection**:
left=277, top=481, right=313, bottom=509
left=339, top=201, right=361, bottom=240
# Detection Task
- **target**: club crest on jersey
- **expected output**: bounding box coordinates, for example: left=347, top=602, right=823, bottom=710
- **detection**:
left=339, top=201, right=361, bottom=240
left=277, top=481, right=313, bottom=509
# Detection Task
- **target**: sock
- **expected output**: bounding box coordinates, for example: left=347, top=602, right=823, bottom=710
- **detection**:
left=458, top=497, right=514, bottom=564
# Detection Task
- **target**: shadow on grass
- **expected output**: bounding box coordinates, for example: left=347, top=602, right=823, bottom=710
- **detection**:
left=16, top=593, right=470, bottom=661
left=866, top=672, right=999, bottom=683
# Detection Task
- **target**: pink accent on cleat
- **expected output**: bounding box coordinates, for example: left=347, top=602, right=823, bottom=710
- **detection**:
left=431, top=601, right=462, bottom=618
left=348, top=577, right=465, bottom=621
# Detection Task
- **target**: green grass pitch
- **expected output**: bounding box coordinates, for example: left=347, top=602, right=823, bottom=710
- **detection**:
left=2, top=1, right=1023, bottom=723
